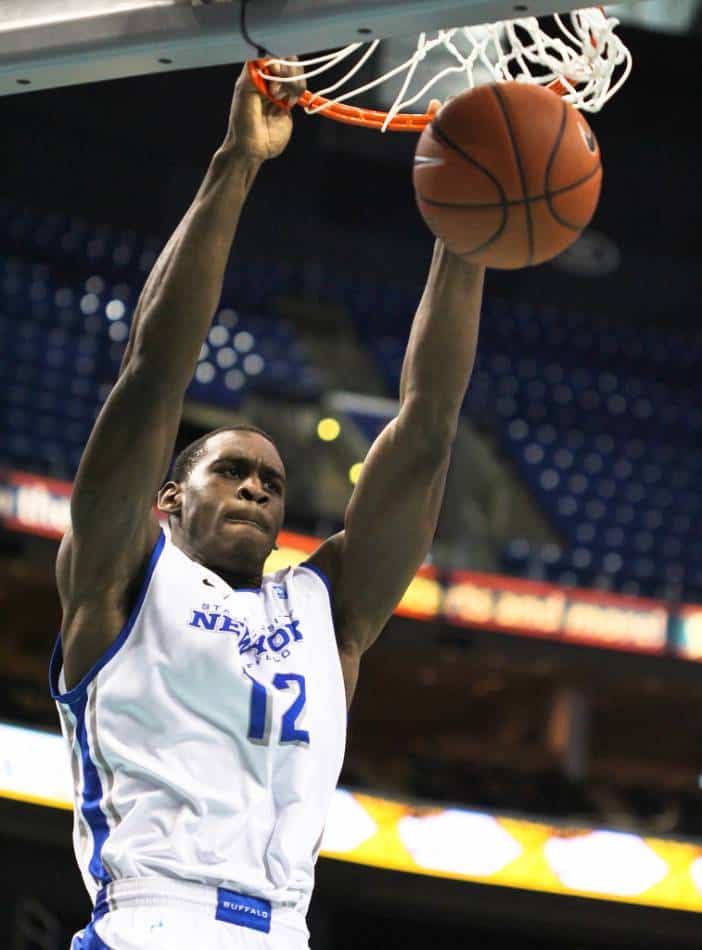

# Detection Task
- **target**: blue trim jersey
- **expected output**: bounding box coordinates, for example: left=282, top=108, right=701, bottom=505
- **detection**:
left=49, top=528, right=347, bottom=920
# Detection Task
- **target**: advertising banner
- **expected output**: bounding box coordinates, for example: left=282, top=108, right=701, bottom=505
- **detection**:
left=0, top=468, right=697, bottom=659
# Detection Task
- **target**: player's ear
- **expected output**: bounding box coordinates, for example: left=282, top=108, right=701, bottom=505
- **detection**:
left=157, top=480, right=182, bottom=518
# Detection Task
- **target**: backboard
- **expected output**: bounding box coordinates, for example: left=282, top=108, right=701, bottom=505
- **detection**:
left=1, top=0, right=593, bottom=98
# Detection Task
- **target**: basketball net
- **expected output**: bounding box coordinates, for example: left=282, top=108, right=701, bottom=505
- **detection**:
left=248, top=7, right=632, bottom=132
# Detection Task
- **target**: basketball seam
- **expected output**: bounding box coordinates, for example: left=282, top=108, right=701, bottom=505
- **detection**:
left=490, top=85, right=533, bottom=267
left=427, top=120, right=509, bottom=256
left=451, top=229, right=508, bottom=260
left=544, top=100, right=587, bottom=233
left=416, top=161, right=602, bottom=211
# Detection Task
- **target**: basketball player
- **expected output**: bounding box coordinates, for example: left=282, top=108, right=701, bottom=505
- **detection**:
left=49, top=59, right=485, bottom=949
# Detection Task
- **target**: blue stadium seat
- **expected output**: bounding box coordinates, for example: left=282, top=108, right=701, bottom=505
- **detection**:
left=3, top=205, right=700, bottom=602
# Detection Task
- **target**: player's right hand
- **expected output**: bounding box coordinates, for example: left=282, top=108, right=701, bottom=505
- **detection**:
left=224, top=58, right=305, bottom=162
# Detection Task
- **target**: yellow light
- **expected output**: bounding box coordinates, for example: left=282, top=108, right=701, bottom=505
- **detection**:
left=349, top=463, right=363, bottom=485
left=317, top=417, right=341, bottom=442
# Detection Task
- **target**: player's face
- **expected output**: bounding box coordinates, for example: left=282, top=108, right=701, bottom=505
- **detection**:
left=180, top=431, right=286, bottom=570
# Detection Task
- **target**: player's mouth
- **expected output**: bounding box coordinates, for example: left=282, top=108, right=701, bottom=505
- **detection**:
left=226, top=517, right=267, bottom=533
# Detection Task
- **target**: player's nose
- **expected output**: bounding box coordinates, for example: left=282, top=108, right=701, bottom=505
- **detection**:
left=237, top=479, right=268, bottom=503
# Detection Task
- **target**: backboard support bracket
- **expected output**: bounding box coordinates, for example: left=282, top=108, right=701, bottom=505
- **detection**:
left=0, top=1, right=589, bottom=98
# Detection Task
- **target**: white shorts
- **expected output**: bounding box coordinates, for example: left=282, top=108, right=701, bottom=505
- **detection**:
left=69, top=877, right=310, bottom=950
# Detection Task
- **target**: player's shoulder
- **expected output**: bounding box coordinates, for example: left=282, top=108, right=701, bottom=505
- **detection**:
left=262, top=561, right=333, bottom=603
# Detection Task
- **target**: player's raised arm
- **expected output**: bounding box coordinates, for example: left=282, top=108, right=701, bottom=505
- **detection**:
left=56, top=63, right=303, bottom=679
left=308, top=240, right=484, bottom=680
left=117, top=62, right=302, bottom=380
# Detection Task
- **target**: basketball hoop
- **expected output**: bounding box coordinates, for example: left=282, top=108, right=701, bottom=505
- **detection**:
left=247, top=7, right=632, bottom=133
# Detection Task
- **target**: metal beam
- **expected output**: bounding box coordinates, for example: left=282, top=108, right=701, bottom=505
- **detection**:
left=0, top=0, right=586, bottom=98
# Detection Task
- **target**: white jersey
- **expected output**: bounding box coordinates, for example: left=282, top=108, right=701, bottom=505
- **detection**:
left=49, top=527, right=347, bottom=923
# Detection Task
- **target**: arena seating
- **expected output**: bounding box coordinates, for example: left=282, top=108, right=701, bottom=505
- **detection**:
left=363, top=294, right=702, bottom=604
left=1, top=201, right=700, bottom=603
left=0, top=205, right=323, bottom=479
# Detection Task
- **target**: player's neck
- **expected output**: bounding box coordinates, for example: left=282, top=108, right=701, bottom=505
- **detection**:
left=207, top=564, right=263, bottom=592
left=171, top=533, right=264, bottom=591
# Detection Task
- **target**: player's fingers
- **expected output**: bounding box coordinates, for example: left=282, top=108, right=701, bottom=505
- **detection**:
left=262, top=97, right=291, bottom=118
left=427, top=98, right=442, bottom=115
left=265, top=55, right=305, bottom=105
left=266, top=54, right=300, bottom=76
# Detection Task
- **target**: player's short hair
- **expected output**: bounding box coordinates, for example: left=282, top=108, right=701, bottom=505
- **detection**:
left=168, top=425, right=277, bottom=486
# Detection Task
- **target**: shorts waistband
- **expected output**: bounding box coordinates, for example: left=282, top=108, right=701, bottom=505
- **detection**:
left=94, top=877, right=308, bottom=937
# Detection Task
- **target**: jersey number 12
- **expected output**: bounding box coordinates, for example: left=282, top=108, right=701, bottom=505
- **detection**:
left=246, top=671, right=310, bottom=746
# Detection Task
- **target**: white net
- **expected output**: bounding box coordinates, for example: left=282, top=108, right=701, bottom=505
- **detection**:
left=256, top=7, right=632, bottom=132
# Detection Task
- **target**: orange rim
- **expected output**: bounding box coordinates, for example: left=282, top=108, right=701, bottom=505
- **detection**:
left=248, top=30, right=597, bottom=134
left=248, top=59, right=432, bottom=131
left=299, top=92, right=432, bottom=131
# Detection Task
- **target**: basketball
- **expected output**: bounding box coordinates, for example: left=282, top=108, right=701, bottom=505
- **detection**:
left=413, top=82, right=602, bottom=269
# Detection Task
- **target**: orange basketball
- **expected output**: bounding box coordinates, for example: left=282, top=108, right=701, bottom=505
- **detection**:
left=413, top=82, right=602, bottom=269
